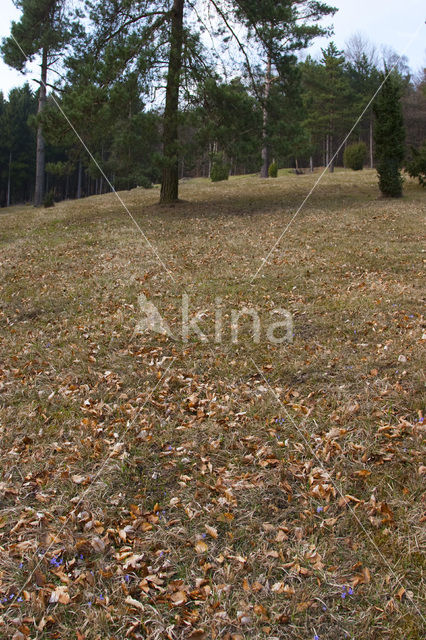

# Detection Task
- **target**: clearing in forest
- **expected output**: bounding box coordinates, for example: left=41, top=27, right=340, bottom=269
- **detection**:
left=0, top=169, right=424, bottom=639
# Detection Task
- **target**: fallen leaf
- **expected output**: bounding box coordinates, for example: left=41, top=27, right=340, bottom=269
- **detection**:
left=49, top=585, right=70, bottom=604
left=205, top=524, right=218, bottom=539
left=125, top=596, right=145, bottom=611
left=170, top=590, right=187, bottom=605
left=195, top=540, right=208, bottom=553
left=91, top=536, right=105, bottom=553
left=188, top=630, right=206, bottom=639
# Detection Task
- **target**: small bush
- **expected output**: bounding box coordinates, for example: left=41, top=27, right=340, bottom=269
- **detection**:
left=377, top=159, right=404, bottom=197
left=210, top=153, right=229, bottom=182
left=136, top=175, right=153, bottom=189
left=268, top=161, right=278, bottom=178
left=406, top=141, right=426, bottom=187
left=344, top=142, right=367, bottom=171
left=43, top=190, right=55, bottom=208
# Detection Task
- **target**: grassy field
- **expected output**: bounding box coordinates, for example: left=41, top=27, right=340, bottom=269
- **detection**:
left=0, top=169, right=424, bottom=639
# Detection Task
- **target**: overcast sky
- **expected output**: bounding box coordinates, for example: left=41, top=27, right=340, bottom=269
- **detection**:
left=0, top=0, right=425, bottom=98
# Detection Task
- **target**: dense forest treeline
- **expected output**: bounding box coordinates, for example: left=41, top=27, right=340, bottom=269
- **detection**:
left=0, top=1, right=425, bottom=206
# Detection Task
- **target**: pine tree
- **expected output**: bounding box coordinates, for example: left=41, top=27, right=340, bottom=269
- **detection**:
left=84, top=0, right=338, bottom=203
left=233, top=0, right=336, bottom=177
left=0, top=84, right=37, bottom=205
left=302, top=44, right=355, bottom=171
left=196, top=77, right=262, bottom=175
left=373, top=71, right=405, bottom=197
left=345, top=35, right=380, bottom=168
left=1, top=0, right=78, bottom=206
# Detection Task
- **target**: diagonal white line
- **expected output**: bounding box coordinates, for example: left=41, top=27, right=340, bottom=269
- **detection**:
left=249, top=19, right=426, bottom=284
left=250, top=356, right=426, bottom=623
left=9, top=34, right=177, bottom=284
left=4, top=357, right=176, bottom=610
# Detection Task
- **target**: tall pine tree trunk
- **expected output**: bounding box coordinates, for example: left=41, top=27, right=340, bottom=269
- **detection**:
left=369, top=113, right=374, bottom=168
left=260, top=54, right=272, bottom=178
left=34, top=48, right=48, bottom=207
left=7, top=152, right=12, bottom=207
left=329, top=133, right=334, bottom=173
left=160, top=0, right=184, bottom=204
left=77, top=159, right=82, bottom=199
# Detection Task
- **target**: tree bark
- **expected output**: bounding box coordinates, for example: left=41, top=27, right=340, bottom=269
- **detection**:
left=7, top=152, right=12, bottom=207
left=329, top=133, right=334, bottom=173
left=327, top=133, right=335, bottom=173
left=260, top=54, right=272, bottom=178
left=77, top=159, right=82, bottom=199
left=34, top=48, right=48, bottom=207
left=369, top=113, right=374, bottom=168
left=160, top=0, right=184, bottom=204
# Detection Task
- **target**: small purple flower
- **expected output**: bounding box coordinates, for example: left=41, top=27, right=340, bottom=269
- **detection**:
left=348, top=587, right=354, bottom=595
left=341, top=592, right=346, bottom=599
left=125, top=574, right=130, bottom=583
left=317, top=506, right=323, bottom=513
left=314, top=635, right=320, bottom=640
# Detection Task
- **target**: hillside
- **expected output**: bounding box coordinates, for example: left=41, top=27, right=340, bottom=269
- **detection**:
left=0, top=169, right=424, bottom=639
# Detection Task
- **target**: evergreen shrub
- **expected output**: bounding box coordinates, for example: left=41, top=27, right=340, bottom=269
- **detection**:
left=268, top=161, right=278, bottom=177
left=210, top=153, right=229, bottom=182
left=344, top=142, right=367, bottom=171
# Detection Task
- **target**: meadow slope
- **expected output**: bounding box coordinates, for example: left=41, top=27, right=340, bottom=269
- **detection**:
left=0, top=169, right=425, bottom=639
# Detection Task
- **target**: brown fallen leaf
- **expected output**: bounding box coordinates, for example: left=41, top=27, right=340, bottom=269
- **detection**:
left=34, top=570, right=46, bottom=587
left=188, top=630, right=206, bottom=639
left=170, top=590, right=187, bottom=605
left=195, top=540, right=208, bottom=553
left=91, top=536, right=105, bottom=553
left=205, top=524, right=218, bottom=539
left=352, top=566, right=371, bottom=586
left=49, top=585, right=70, bottom=604
left=125, top=595, right=145, bottom=611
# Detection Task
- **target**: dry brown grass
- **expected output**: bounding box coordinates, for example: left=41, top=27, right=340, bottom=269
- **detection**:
left=0, top=169, right=425, bottom=640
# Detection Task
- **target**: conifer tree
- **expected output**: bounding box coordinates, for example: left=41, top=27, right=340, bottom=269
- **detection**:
left=0, top=84, right=37, bottom=205
left=373, top=71, right=405, bottom=197
left=2, top=0, right=78, bottom=205
left=302, top=43, right=355, bottom=171
left=84, top=0, right=337, bottom=203
left=233, top=1, right=336, bottom=177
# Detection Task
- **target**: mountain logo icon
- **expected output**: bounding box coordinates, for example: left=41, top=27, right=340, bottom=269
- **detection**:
left=134, top=293, right=174, bottom=339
